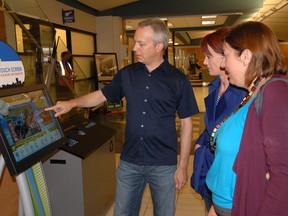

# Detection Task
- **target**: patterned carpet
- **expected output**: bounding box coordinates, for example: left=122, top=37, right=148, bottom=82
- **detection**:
left=91, top=109, right=204, bottom=155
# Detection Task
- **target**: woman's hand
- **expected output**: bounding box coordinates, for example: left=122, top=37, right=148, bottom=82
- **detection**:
left=194, top=143, right=201, bottom=151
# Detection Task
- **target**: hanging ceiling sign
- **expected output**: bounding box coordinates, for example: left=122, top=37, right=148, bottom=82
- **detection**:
left=0, top=41, right=25, bottom=89
left=62, top=9, right=75, bottom=24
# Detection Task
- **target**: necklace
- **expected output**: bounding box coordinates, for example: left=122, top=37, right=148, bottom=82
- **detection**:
left=209, top=77, right=262, bottom=152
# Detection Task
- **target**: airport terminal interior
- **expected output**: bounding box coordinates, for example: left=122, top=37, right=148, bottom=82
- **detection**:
left=0, top=0, right=288, bottom=215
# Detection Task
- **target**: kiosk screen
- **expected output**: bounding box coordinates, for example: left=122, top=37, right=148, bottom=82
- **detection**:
left=0, top=84, right=66, bottom=176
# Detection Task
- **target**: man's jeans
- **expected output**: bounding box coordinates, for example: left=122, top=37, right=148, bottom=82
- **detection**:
left=114, top=160, right=176, bottom=216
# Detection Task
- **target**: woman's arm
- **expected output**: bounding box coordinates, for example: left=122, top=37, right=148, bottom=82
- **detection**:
left=259, top=81, right=288, bottom=215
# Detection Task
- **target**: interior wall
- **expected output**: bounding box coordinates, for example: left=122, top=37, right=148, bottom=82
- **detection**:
left=36, top=0, right=97, bottom=33
left=279, top=43, right=288, bottom=69
left=96, top=16, right=126, bottom=69
left=0, top=12, right=6, bottom=41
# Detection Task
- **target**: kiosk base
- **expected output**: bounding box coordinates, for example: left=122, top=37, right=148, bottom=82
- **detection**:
left=43, top=117, right=116, bottom=216
left=43, top=137, right=116, bottom=216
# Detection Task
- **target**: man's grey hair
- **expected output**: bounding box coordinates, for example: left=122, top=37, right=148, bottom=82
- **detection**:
left=138, top=18, right=170, bottom=50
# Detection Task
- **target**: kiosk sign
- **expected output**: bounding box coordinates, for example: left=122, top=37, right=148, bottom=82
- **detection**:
left=0, top=41, right=25, bottom=88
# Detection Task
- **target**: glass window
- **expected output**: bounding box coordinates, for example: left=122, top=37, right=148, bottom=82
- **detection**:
left=72, top=56, right=95, bottom=79
left=71, top=31, right=94, bottom=55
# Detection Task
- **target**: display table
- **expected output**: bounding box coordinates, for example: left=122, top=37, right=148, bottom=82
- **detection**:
left=43, top=116, right=116, bottom=216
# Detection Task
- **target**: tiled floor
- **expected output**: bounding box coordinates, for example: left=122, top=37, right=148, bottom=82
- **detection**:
left=103, top=86, right=209, bottom=216
left=193, top=86, right=209, bottom=113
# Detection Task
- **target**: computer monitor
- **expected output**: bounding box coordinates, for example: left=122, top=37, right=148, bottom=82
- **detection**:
left=0, top=84, right=67, bottom=176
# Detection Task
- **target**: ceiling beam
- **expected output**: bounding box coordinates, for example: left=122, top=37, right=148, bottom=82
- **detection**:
left=96, top=0, right=262, bottom=19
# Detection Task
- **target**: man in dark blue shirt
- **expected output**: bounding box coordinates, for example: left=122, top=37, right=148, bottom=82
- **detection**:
left=46, top=18, right=199, bottom=216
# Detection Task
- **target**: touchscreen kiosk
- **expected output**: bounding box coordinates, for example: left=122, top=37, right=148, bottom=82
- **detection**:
left=0, top=84, right=67, bottom=176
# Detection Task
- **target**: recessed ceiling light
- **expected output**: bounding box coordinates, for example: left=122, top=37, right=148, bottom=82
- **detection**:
left=202, top=15, right=217, bottom=19
left=202, top=20, right=216, bottom=25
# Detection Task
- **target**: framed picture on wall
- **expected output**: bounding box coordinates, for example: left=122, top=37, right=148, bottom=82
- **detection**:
left=94, top=53, right=118, bottom=81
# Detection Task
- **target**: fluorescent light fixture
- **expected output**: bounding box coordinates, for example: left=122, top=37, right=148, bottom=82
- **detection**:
left=263, top=9, right=274, bottom=17
left=202, top=15, right=217, bottom=19
left=254, top=0, right=288, bottom=22
left=202, top=20, right=216, bottom=25
left=160, top=17, right=168, bottom=21
left=167, top=22, right=173, bottom=27
left=256, top=16, right=264, bottom=22
left=274, top=0, right=288, bottom=10
left=126, top=25, right=134, bottom=29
